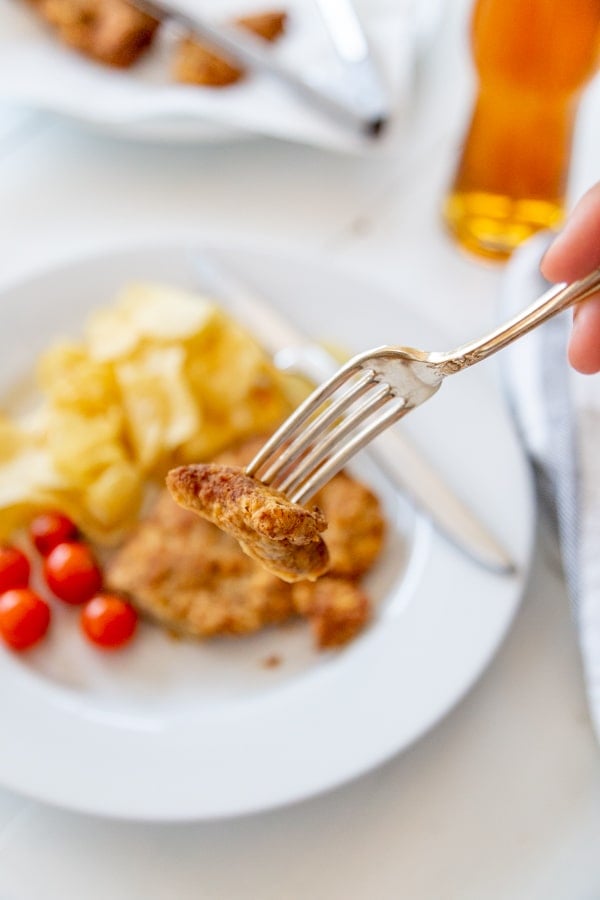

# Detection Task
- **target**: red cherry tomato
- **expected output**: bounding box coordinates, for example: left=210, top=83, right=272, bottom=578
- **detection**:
left=30, top=511, right=78, bottom=556
left=80, top=594, right=138, bottom=649
left=0, top=589, right=50, bottom=651
left=0, top=546, right=30, bottom=593
left=43, top=542, right=102, bottom=605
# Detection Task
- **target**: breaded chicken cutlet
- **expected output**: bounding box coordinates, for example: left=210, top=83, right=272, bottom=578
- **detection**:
left=25, top=0, right=159, bottom=67
left=167, top=463, right=330, bottom=583
left=173, top=11, right=287, bottom=88
left=107, top=438, right=385, bottom=649
left=23, top=1, right=287, bottom=81
left=108, top=489, right=297, bottom=638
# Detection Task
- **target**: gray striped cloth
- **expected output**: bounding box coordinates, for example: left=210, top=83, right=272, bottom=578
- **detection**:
left=501, top=232, right=600, bottom=741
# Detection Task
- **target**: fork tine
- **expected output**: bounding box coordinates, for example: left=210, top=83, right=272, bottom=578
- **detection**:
left=245, top=363, right=373, bottom=478
left=289, top=397, right=408, bottom=504
left=274, top=382, right=393, bottom=495
left=258, top=370, right=378, bottom=484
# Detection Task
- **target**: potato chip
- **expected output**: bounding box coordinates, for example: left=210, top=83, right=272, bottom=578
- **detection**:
left=0, top=281, right=306, bottom=545
left=0, top=447, right=66, bottom=508
left=184, top=314, right=267, bottom=403
left=46, top=407, right=126, bottom=485
left=181, top=315, right=296, bottom=460
left=0, top=415, right=28, bottom=463
left=39, top=342, right=118, bottom=415
left=85, top=462, right=143, bottom=529
left=0, top=503, right=39, bottom=541
left=116, top=345, right=199, bottom=471
left=86, top=283, right=215, bottom=362
left=0, top=443, right=76, bottom=540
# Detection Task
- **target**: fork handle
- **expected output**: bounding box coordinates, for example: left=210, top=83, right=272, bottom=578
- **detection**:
left=436, top=266, right=600, bottom=373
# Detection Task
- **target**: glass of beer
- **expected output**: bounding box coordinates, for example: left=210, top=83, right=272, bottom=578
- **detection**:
left=443, top=0, right=600, bottom=261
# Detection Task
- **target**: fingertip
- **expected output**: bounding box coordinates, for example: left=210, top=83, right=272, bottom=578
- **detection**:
left=567, top=345, right=600, bottom=374
left=568, top=296, right=600, bottom=374
left=541, top=183, right=600, bottom=283
left=540, top=230, right=569, bottom=282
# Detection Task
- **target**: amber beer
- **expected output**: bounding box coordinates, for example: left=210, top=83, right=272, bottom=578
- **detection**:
left=444, top=0, right=600, bottom=260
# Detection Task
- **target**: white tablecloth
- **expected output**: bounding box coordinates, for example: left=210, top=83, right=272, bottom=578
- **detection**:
left=0, top=1, right=599, bottom=897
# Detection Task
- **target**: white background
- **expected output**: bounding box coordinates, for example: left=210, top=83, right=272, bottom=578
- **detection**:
left=0, top=0, right=599, bottom=897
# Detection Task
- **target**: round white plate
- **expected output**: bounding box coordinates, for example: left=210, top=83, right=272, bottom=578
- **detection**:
left=0, top=243, right=535, bottom=821
left=0, top=1, right=426, bottom=148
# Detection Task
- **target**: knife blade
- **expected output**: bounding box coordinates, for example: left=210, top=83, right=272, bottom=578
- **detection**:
left=193, top=251, right=515, bottom=575
left=314, top=0, right=390, bottom=124
left=130, top=0, right=386, bottom=137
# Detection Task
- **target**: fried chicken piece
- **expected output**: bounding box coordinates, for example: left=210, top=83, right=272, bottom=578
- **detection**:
left=106, top=437, right=385, bottom=649
left=106, top=490, right=295, bottom=637
left=166, top=464, right=330, bottom=583
left=173, top=10, right=287, bottom=88
left=314, top=471, right=385, bottom=578
left=216, top=437, right=386, bottom=578
left=292, top=578, right=371, bottom=649
left=106, top=491, right=372, bottom=648
left=236, top=10, right=288, bottom=42
left=28, top=0, right=159, bottom=67
left=174, top=39, right=242, bottom=88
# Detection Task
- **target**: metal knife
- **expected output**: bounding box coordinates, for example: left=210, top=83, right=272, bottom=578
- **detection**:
left=131, top=0, right=387, bottom=137
left=193, top=251, right=515, bottom=575
left=314, top=0, right=390, bottom=126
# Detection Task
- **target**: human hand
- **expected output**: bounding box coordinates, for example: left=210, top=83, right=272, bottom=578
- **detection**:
left=541, top=182, right=600, bottom=374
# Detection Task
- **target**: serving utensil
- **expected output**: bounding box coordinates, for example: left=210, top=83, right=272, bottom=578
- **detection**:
left=131, top=0, right=387, bottom=136
left=313, top=0, right=389, bottom=126
left=247, top=267, right=600, bottom=504
left=195, top=251, right=515, bottom=574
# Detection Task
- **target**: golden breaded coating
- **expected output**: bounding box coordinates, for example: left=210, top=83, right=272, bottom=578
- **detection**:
left=166, top=463, right=330, bottom=583
left=174, top=38, right=243, bottom=88
left=107, top=437, right=385, bottom=649
left=106, top=490, right=373, bottom=648
left=215, top=436, right=386, bottom=579
left=236, top=10, right=287, bottom=42
left=106, top=490, right=295, bottom=638
left=292, top=578, right=370, bottom=649
left=26, top=0, right=159, bottom=67
left=173, top=9, right=287, bottom=88
left=315, top=471, right=385, bottom=578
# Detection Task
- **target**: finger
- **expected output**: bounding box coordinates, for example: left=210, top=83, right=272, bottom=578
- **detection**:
left=541, top=182, right=600, bottom=283
left=568, top=294, right=600, bottom=374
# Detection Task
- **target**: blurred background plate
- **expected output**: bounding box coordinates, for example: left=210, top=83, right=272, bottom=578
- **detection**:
left=0, top=241, right=535, bottom=821
left=0, top=0, right=440, bottom=148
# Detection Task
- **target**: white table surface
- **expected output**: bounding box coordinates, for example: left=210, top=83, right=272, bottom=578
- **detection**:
left=1, top=2, right=599, bottom=897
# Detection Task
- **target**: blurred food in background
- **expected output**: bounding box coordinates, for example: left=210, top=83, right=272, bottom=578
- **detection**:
left=21, top=0, right=288, bottom=87
left=174, top=10, right=287, bottom=87
left=22, top=0, right=161, bottom=67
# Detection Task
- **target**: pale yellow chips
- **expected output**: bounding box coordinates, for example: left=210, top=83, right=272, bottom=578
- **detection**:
left=0, top=283, right=303, bottom=544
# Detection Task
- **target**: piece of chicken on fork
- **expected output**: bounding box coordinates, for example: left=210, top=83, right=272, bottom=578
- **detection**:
left=166, top=464, right=330, bottom=583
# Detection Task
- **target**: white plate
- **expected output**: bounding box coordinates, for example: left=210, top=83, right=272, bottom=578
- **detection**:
left=0, top=242, right=535, bottom=821
left=0, top=1, right=417, bottom=149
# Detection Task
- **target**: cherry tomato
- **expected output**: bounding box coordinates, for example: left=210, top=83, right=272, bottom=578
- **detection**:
left=30, top=511, right=78, bottom=556
left=43, top=542, right=102, bottom=605
left=0, top=589, right=50, bottom=651
left=0, top=546, right=30, bottom=593
left=80, top=594, right=138, bottom=649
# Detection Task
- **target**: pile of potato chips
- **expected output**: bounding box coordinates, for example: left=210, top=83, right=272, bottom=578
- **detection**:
left=0, top=283, right=305, bottom=544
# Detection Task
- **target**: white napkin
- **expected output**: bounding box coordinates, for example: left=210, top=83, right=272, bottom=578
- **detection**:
left=501, top=232, right=600, bottom=742
left=0, top=0, right=417, bottom=151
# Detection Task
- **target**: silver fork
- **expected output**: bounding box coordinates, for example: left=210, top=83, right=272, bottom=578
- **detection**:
left=246, top=267, right=600, bottom=505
